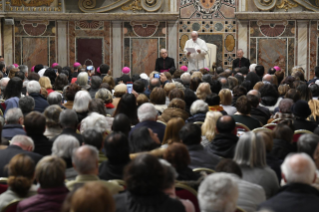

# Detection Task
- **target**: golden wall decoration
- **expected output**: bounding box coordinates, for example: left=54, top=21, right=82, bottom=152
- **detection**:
left=11, top=0, right=54, bottom=7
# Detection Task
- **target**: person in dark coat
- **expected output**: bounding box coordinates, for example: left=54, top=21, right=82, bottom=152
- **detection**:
left=271, top=124, right=296, bottom=160
left=186, top=99, right=208, bottom=123
left=24, top=112, right=52, bottom=156
left=155, top=49, right=176, bottom=74
left=232, top=49, right=250, bottom=70
left=179, top=123, right=220, bottom=170
left=292, top=100, right=318, bottom=132
left=247, top=94, right=270, bottom=125
left=258, top=153, right=319, bottom=212
left=2, top=108, right=26, bottom=140
left=130, top=103, right=166, bottom=142
left=206, top=115, right=238, bottom=158
left=17, top=156, right=69, bottom=212
left=99, top=132, right=130, bottom=181
left=0, top=135, right=43, bottom=177
left=88, top=76, right=102, bottom=99
left=27, top=80, right=49, bottom=113
left=113, top=154, right=185, bottom=212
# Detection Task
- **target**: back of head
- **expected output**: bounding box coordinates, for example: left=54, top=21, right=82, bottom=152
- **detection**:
left=27, top=80, right=41, bottom=95
left=91, top=76, right=102, bottom=89
left=198, top=173, right=238, bottom=212
left=216, top=115, right=235, bottom=134
left=80, top=112, right=109, bottom=134
left=268, top=68, right=276, bottom=75
left=88, top=99, right=106, bottom=116
left=219, top=89, right=232, bottom=105
left=205, top=93, right=220, bottom=106
left=73, top=90, right=92, bottom=113
left=163, top=143, right=190, bottom=170
left=99, top=64, right=110, bottom=75
left=95, top=88, right=113, bottom=104
left=82, top=129, right=103, bottom=150
left=124, top=154, right=165, bottom=195
left=72, top=145, right=98, bottom=174
left=65, top=83, right=81, bottom=101
left=129, top=127, right=159, bottom=153
left=34, top=64, right=44, bottom=73
left=281, top=153, right=316, bottom=184
left=273, top=123, right=294, bottom=143
left=179, top=123, right=201, bottom=146
left=235, top=95, right=251, bottom=115
left=278, top=98, right=294, bottom=113
left=77, top=72, right=89, bottom=87
left=169, top=88, right=185, bottom=101
left=104, top=132, right=130, bottom=164
left=112, top=113, right=131, bottom=136
left=150, top=87, right=166, bottom=105
left=24, top=111, right=46, bottom=136
left=168, top=98, right=186, bottom=110
left=133, top=80, right=145, bottom=93
left=246, top=94, right=259, bottom=108
left=249, top=64, right=257, bottom=73
left=52, top=135, right=80, bottom=159
left=298, top=134, right=319, bottom=159
left=315, top=66, right=319, bottom=78
left=10, top=135, right=34, bottom=151
left=285, top=88, right=301, bottom=102
left=137, top=103, right=157, bottom=122
left=59, top=109, right=78, bottom=129
left=163, top=117, right=185, bottom=145
left=3, top=77, right=23, bottom=99
left=5, top=108, right=23, bottom=124
left=310, top=84, right=319, bottom=97
left=196, top=82, right=212, bottom=100
left=36, top=156, right=66, bottom=189
left=43, top=105, right=62, bottom=128
left=15, top=71, right=25, bottom=81
left=215, top=159, right=243, bottom=178
left=190, top=99, right=208, bottom=115
left=8, top=154, right=35, bottom=197
left=47, top=91, right=63, bottom=105
left=239, top=67, right=248, bottom=75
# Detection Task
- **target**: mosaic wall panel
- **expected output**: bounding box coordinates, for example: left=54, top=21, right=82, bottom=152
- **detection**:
left=14, top=20, right=56, bottom=69
left=124, top=22, right=166, bottom=75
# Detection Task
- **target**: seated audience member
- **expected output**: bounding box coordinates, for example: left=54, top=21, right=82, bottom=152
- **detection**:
left=232, top=96, right=261, bottom=130
left=196, top=82, right=212, bottom=101
left=3, top=77, right=23, bottom=116
left=159, top=98, right=189, bottom=123
left=52, top=135, right=79, bottom=180
left=82, top=129, right=106, bottom=164
left=216, top=159, right=266, bottom=212
left=0, top=78, right=10, bottom=97
left=278, top=84, right=290, bottom=98
left=247, top=89, right=271, bottom=117
left=169, top=88, right=185, bottom=103
left=285, top=88, right=301, bottom=102
left=234, top=132, right=279, bottom=199
left=198, top=173, right=238, bottom=212
left=271, top=123, right=295, bottom=160
left=292, top=100, right=318, bottom=132
left=53, top=74, right=68, bottom=92
left=61, top=182, right=115, bottom=212
left=181, top=72, right=191, bottom=88
left=43, top=105, right=62, bottom=139
left=95, top=88, right=115, bottom=115
left=39, top=76, right=54, bottom=95
left=206, top=116, right=238, bottom=158
left=19, top=96, right=35, bottom=117
left=80, top=111, right=110, bottom=136
left=77, top=72, right=90, bottom=91
left=270, top=98, right=294, bottom=122
left=24, top=112, right=52, bottom=156
left=231, top=85, right=247, bottom=106
left=0, top=154, right=37, bottom=210
left=27, top=80, right=49, bottom=113
left=219, top=89, right=237, bottom=115
left=247, top=94, right=269, bottom=125
left=259, top=153, right=319, bottom=212
left=180, top=123, right=220, bottom=170
left=99, top=132, right=131, bottom=181
left=47, top=91, right=64, bottom=109
left=184, top=88, right=197, bottom=115
left=2, top=108, right=25, bottom=140
left=114, top=154, right=185, bottom=212
left=113, top=84, right=127, bottom=108
left=51, top=109, right=83, bottom=144
left=63, top=83, right=81, bottom=109
left=0, top=135, right=42, bottom=177
left=164, top=143, right=200, bottom=182
left=88, top=76, right=102, bottom=99
left=133, top=80, right=146, bottom=94
left=297, top=82, right=312, bottom=102
left=298, top=134, right=319, bottom=159
left=130, top=103, right=166, bottom=142
left=112, top=114, right=131, bottom=137
left=162, top=118, right=185, bottom=147
left=113, top=94, right=139, bottom=126
left=66, top=146, right=123, bottom=194
left=150, top=87, right=167, bottom=114
left=201, top=111, right=223, bottom=147
left=73, top=90, right=92, bottom=123
left=129, top=127, right=160, bottom=153
left=259, top=83, right=281, bottom=113
left=205, top=93, right=227, bottom=115
left=255, top=66, right=265, bottom=80
left=136, top=93, right=149, bottom=107
left=186, top=100, right=208, bottom=123
left=309, top=84, right=319, bottom=99
left=308, top=99, right=319, bottom=124
left=17, top=156, right=69, bottom=212
left=88, top=99, right=107, bottom=116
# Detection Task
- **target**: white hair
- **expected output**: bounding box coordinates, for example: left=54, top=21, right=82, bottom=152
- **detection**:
left=181, top=73, right=191, bottom=84
left=249, top=64, right=257, bottom=72
left=173, top=81, right=185, bottom=90
left=138, top=103, right=157, bottom=122
left=190, top=100, right=208, bottom=115
left=80, top=112, right=109, bottom=134
left=281, top=153, right=316, bottom=184
left=192, top=31, right=198, bottom=35
left=198, top=173, right=238, bottom=212
left=27, top=80, right=41, bottom=94
left=11, top=135, right=35, bottom=151
left=47, top=91, right=63, bottom=105
left=0, top=78, right=9, bottom=91
left=5, top=108, right=23, bottom=124
left=52, top=135, right=80, bottom=158
left=77, top=72, right=89, bottom=87
left=237, top=49, right=244, bottom=53
left=160, top=49, right=167, bottom=53
left=72, top=90, right=92, bottom=113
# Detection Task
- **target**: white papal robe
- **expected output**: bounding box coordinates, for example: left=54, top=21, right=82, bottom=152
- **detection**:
left=183, top=38, right=208, bottom=71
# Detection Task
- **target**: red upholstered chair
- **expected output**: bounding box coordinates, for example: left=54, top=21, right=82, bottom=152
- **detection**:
left=175, top=182, right=199, bottom=212
left=252, top=127, right=273, bottom=134
left=263, top=123, right=277, bottom=130
left=293, top=129, right=313, bottom=143
left=235, top=122, right=250, bottom=137
left=2, top=200, right=20, bottom=212
left=0, top=184, right=8, bottom=195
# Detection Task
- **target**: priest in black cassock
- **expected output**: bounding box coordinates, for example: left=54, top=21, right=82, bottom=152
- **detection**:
left=232, top=49, right=250, bottom=70
left=155, top=49, right=176, bottom=75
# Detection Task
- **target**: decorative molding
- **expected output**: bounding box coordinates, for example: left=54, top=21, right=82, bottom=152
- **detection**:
left=276, top=0, right=298, bottom=11
left=235, top=12, right=319, bottom=20
left=20, top=20, right=49, bottom=36
left=253, top=0, right=277, bottom=11
left=5, top=0, right=62, bottom=12
left=76, top=21, right=104, bottom=30
left=130, top=21, right=159, bottom=37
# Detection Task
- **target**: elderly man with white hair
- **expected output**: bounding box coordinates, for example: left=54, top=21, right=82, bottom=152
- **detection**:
left=129, top=103, right=166, bottom=142
left=27, top=80, right=49, bottom=112
left=181, top=72, right=191, bottom=88
left=2, top=108, right=25, bottom=141
left=198, top=172, right=239, bottom=212
left=232, top=49, right=250, bottom=70
left=258, top=153, right=319, bottom=212
left=155, top=49, right=176, bottom=74
left=184, top=31, right=208, bottom=71
left=0, top=135, right=43, bottom=177
left=186, top=99, right=208, bottom=123
left=0, top=77, right=10, bottom=97
left=249, top=64, right=257, bottom=73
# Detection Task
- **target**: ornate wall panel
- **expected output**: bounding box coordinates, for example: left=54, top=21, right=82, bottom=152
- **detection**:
left=6, top=0, right=63, bottom=12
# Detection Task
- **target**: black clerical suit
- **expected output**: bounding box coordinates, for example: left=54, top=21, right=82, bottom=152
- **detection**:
left=155, top=57, right=176, bottom=74
left=232, top=57, right=250, bottom=70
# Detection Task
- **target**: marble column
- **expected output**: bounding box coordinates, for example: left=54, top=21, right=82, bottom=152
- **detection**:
left=112, top=21, right=122, bottom=78
left=238, top=0, right=246, bottom=12
left=57, top=21, right=68, bottom=67
left=3, top=24, right=13, bottom=65
left=170, top=0, right=177, bottom=12
left=167, top=21, right=178, bottom=66
left=237, top=20, right=248, bottom=58
left=297, top=20, right=309, bottom=79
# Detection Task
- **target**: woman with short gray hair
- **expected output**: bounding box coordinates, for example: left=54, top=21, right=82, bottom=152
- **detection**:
left=73, top=90, right=92, bottom=123
left=233, top=131, right=279, bottom=199
left=95, top=88, right=115, bottom=115
left=43, top=105, right=63, bottom=139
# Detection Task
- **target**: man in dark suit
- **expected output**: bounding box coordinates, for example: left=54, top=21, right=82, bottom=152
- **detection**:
left=0, top=135, right=43, bottom=177
left=232, top=49, right=250, bottom=70
left=155, top=49, right=176, bottom=75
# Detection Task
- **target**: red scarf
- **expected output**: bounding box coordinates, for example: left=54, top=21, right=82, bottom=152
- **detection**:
left=208, top=105, right=224, bottom=112
left=105, top=103, right=114, bottom=109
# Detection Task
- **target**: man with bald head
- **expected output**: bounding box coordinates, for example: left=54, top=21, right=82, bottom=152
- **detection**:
left=232, top=49, right=250, bottom=70
left=259, top=153, right=319, bottom=212
left=206, top=115, right=238, bottom=158
left=184, top=31, right=208, bottom=71
left=155, top=49, right=176, bottom=75
left=66, top=145, right=123, bottom=194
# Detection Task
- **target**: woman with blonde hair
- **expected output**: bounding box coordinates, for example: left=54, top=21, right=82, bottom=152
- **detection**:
left=196, top=82, right=211, bottom=100
left=218, top=89, right=237, bottom=115
left=201, top=111, right=223, bottom=147
left=162, top=117, right=185, bottom=147
left=308, top=99, right=319, bottom=124
left=39, top=76, right=54, bottom=94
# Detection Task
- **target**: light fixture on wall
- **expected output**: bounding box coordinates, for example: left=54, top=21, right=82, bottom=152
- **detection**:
left=4, top=18, right=14, bottom=26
